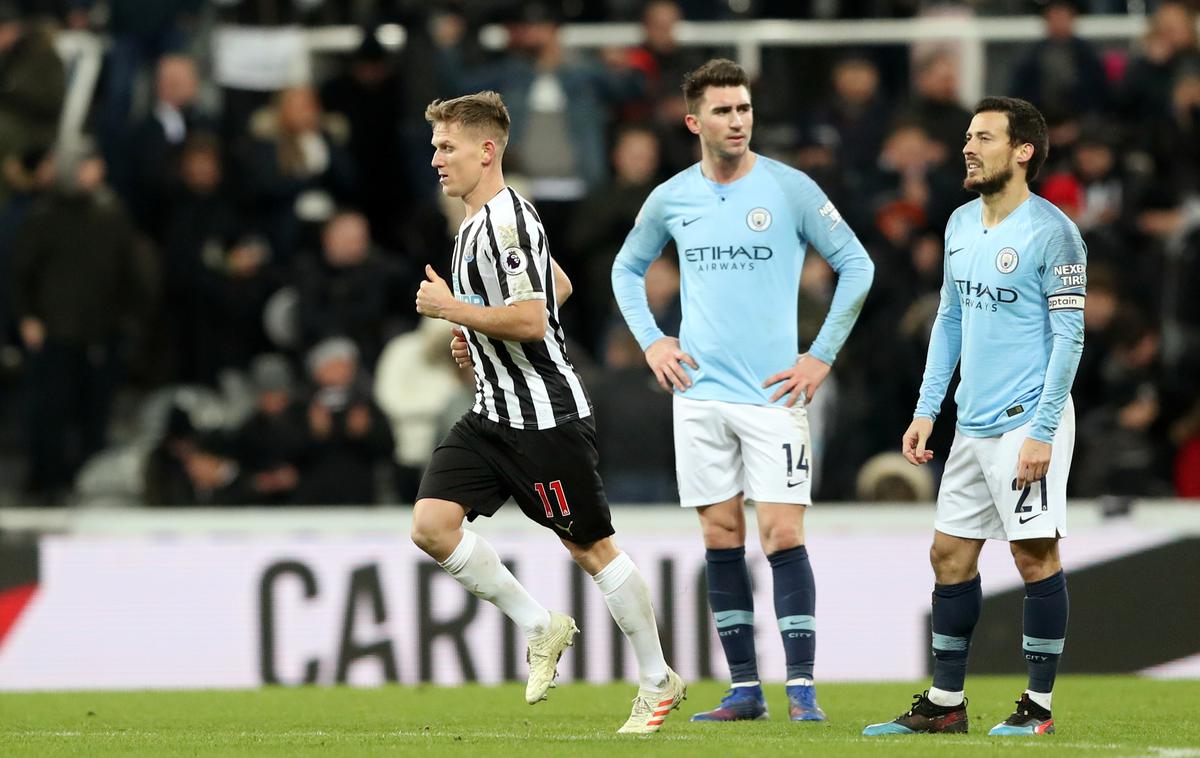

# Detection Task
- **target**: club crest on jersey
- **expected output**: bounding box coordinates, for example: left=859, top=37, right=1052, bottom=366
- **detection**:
left=996, top=247, right=1019, bottom=274
left=746, top=207, right=772, bottom=231
left=464, top=250, right=474, bottom=263
left=501, top=247, right=528, bottom=276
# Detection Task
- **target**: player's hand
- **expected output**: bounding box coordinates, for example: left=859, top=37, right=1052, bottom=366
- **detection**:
left=902, top=417, right=935, bottom=465
left=450, top=326, right=473, bottom=368
left=416, top=265, right=457, bottom=320
left=644, top=336, right=698, bottom=393
left=762, top=353, right=831, bottom=407
left=1015, top=438, right=1052, bottom=490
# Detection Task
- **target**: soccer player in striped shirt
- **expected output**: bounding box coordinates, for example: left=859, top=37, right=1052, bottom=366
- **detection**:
left=411, top=91, right=684, bottom=734
left=864, top=97, right=1085, bottom=737
left=612, top=59, right=875, bottom=722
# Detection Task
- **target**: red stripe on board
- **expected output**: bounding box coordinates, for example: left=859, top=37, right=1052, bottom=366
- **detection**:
left=0, top=584, right=38, bottom=646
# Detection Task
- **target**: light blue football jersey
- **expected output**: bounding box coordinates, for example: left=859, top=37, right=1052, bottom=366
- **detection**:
left=612, top=154, right=874, bottom=406
left=915, top=194, right=1086, bottom=442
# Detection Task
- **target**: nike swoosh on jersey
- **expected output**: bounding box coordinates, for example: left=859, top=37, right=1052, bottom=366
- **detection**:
left=786, top=479, right=807, bottom=488
left=681, top=217, right=700, bottom=226
left=1018, top=513, right=1043, bottom=524
left=948, top=247, right=965, bottom=256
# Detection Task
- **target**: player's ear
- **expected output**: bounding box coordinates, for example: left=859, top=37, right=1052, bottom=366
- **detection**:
left=684, top=112, right=701, bottom=136
left=480, top=138, right=496, bottom=166
left=1016, top=142, right=1035, bottom=166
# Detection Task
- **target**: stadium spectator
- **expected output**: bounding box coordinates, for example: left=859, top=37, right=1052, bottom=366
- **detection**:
left=373, top=318, right=461, bottom=503
left=798, top=54, right=892, bottom=191
left=295, top=210, right=398, bottom=364
left=319, top=32, right=409, bottom=248
left=1117, top=0, right=1200, bottom=121
left=861, top=122, right=965, bottom=232
left=623, top=0, right=709, bottom=173
left=8, top=146, right=156, bottom=502
left=228, top=353, right=306, bottom=505
left=191, top=234, right=280, bottom=384
left=237, top=86, right=358, bottom=265
left=0, top=5, right=64, bottom=206
left=295, top=337, right=392, bottom=505
left=86, top=0, right=201, bottom=165
left=569, top=125, right=664, bottom=353
left=143, top=404, right=246, bottom=506
left=1144, top=67, right=1200, bottom=197
left=1075, top=312, right=1176, bottom=497
left=161, top=133, right=243, bottom=383
left=126, top=54, right=212, bottom=241
left=439, top=2, right=644, bottom=248
left=591, top=330, right=676, bottom=503
left=1010, top=0, right=1109, bottom=115
left=898, top=50, right=972, bottom=166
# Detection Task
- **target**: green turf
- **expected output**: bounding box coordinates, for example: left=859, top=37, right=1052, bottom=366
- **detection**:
left=2, top=676, right=1197, bottom=757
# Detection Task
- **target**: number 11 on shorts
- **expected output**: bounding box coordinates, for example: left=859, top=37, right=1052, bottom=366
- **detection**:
left=534, top=480, right=571, bottom=518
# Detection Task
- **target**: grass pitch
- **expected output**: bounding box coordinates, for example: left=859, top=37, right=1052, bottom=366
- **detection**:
left=2, top=676, right=1197, bottom=757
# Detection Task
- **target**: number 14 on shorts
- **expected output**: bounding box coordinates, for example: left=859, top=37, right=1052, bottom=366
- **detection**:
left=534, top=481, right=572, bottom=518
left=783, top=443, right=810, bottom=484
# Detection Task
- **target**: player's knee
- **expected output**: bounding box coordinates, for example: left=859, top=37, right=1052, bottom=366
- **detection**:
left=701, top=519, right=743, bottom=548
left=929, top=542, right=972, bottom=583
left=760, top=523, right=802, bottom=554
left=410, top=515, right=448, bottom=557
left=1011, top=543, right=1059, bottom=582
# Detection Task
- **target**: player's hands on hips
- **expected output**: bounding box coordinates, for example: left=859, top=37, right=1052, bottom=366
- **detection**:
left=902, top=417, right=935, bottom=465
left=762, top=353, right=831, bottom=407
left=644, top=336, right=698, bottom=392
left=450, top=326, right=473, bottom=368
left=416, top=265, right=457, bottom=320
left=1015, top=438, right=1052, bottom=490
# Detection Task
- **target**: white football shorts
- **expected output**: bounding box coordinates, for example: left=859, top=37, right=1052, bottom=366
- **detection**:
left=673, top=395, right=812, bottom=508
left=935, top=398, right=1075, bottom=541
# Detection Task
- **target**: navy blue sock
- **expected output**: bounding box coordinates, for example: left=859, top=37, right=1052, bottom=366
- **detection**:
left=705, top=546, right=759, bottom=683
left=931, top=574, right=982, bottom=692
left=767, top=545, right=816, bottom=681
left=1023, top=570, right=1068, bottom=695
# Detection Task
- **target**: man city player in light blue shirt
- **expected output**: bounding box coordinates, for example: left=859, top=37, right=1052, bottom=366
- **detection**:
left=864, top=97, right=1085, bottom=738
left=612, top=59, right=874, bottom=722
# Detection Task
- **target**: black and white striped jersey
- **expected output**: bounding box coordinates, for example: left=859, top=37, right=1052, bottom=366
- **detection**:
left=450, top=186, right=591, bottom=430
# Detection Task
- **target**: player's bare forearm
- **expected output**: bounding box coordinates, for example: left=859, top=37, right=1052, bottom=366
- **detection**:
left=447, top=299, right=548, bottom=343
left=551, top=258, right=572, bottom=307
left=416, top=264, right=546, bottom=342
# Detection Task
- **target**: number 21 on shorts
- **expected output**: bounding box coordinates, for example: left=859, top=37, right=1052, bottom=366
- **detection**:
left=534, top=480, right=571, bottom=518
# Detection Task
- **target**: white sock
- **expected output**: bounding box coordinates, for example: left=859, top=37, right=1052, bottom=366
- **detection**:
left=731, top=680, right=761, bottom=688
left=593, top=552, right=669, bottom=690
left=1025, top=689, right=1052, bottom=711
left=440, top=530, right=550, bottom=638
left=928, top=687, right=964, bottom=707
left=786, top=678, right=813, bottom=687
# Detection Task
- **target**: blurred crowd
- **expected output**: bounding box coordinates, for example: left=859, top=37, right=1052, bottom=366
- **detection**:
left=0, top=0, right=1198, bottom=507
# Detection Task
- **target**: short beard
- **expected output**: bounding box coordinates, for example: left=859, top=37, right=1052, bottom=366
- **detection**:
left=964, top=163, right=1014, bottom=196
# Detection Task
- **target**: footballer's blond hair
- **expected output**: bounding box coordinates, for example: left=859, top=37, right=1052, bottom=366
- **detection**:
left=425, top=91, right=510, bottom=150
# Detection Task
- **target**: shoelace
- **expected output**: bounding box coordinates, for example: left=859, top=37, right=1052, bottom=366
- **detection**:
left=718, top=688, right=757, bottom=709
left=900, top=692, right=926, bottom=718
left=628, top=692, right=656, bottom=719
